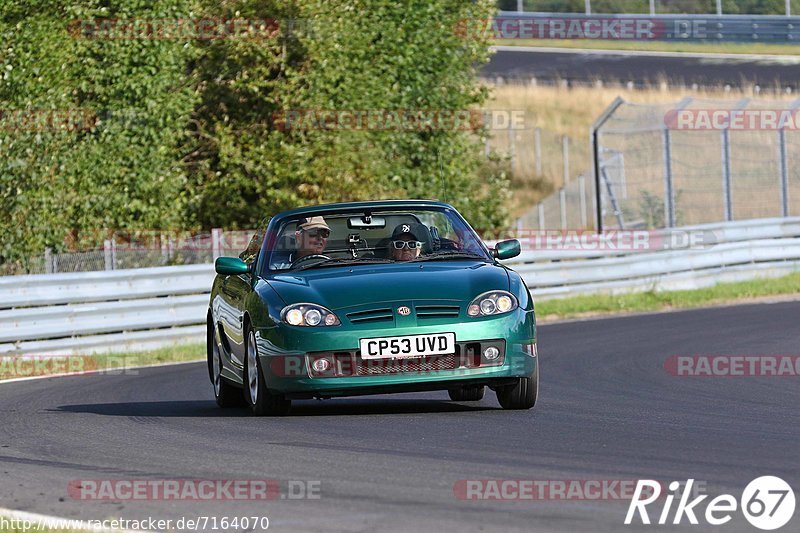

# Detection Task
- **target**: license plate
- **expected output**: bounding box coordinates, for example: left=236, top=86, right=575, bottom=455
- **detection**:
left=360, top=333, right=456, bottom=360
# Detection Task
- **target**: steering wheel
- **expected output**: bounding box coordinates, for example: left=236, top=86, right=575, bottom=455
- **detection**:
left=290, top=254, right=331, bottom=268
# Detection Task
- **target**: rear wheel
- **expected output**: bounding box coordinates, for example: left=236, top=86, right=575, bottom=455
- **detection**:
left=244, top=327, right=291, bottom=416
left=496, top=364, right=538, bottom=410
left=448, top=385, right=485, bottom=402
left=207, top=319, right=242, bottom=407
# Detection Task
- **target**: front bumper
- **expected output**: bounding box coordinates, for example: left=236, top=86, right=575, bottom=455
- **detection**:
left=254, top=308, right=536, bottom=397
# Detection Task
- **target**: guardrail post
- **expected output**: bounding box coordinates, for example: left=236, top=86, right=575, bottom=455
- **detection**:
left=650, top=0, right=656, bottom=16
left=787, top=0, right=792, bottom=16
left=562, top=136, right=570, bottom=186
left=662, top=128, right=675, bottom=228
left=716, top=0, right=723, bottom=15
left=517, top=0, right=524, bottom=13
left=534, top=128, right=542, bottom=176
left=585, top=0, right=591, bottom=15
left=538, top=204, right=545, bottom=229
left=779, top=129, right=790, bottom=217
left=559, top=189, right=567, bottom=230
left=721, top=128, right=733, bottom=221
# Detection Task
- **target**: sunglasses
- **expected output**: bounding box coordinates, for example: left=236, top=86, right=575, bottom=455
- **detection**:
left=304, top=229, right=330, bottom=238
left=392, top=240, right=424, bottom=250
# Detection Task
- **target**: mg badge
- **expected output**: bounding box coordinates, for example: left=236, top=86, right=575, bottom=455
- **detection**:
left=397, top=306, right=411, bottom=316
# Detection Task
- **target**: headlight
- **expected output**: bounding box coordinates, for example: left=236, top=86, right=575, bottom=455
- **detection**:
left=281, top=303, right=340, bottom=327
left=467, top=291, right=517, bottom=317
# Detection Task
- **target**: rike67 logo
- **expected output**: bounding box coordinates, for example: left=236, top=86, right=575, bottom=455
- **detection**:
left=626, top=477, right=795, bottom=530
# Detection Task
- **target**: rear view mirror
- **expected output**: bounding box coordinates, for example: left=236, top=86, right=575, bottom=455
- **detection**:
left=348, top=215, right=386, bottom=229
left=215, top=256, right=250, bottom=275
left=493, top=239, right=521, bottom=260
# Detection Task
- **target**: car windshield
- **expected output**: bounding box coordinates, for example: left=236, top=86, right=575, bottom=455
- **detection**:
left=266, top=207, right=491, bottom=271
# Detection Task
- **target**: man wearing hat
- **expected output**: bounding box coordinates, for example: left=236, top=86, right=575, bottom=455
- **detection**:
left=293, top=216, right=331, bottom=261
left=389, top=222, right=429, bottom=261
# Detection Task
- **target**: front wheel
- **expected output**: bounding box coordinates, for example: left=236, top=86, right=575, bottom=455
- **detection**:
left=208, top=320, right=243, bottom=407
left=244, top=328, right=291, bottom=416
left=496, top=364, right=538, bottom=410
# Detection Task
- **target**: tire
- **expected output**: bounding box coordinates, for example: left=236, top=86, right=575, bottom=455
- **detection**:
left=448, top=385, right=485, bottom=402
left=207, top=318, right=243, bottom=408
left=244, top=327, right=291, bottom=416
left=496, top=364, right=539, bottom=410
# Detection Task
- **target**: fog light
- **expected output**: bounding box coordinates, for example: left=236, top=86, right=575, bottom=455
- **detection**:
left=311, top=358, right=331, bottom=372
left=483, top=346, right=500, bottom=360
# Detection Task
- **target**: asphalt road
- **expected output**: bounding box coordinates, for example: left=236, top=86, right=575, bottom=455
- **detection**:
left=1, top=301, right=799, bottom=532
left=484, top=48, right=800, bottom=88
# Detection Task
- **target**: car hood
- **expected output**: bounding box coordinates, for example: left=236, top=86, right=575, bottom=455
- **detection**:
left=266, top=261, right=510, bottom=310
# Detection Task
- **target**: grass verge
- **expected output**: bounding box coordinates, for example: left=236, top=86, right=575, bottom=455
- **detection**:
left=0, top=343, right=204, bottom=382
left=536, top=272, right=800, bottom=321
left=494, top=39, right=800, bottom=56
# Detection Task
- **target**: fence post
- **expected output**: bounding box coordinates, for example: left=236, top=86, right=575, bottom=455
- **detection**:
left=662, top=128, right=675, bottom=228
left=562, top=135, right=570, bottom=186
left=45, top=248, right=53, bottom=274
left=212, top=228, right=223, bottom=260
left=559, top=189, right=567, bottom=230
left=104, top=240, right=113, bottom=270
left=721, top=128, right=733, bottom=221
left=534, top=128, right=542, bottom=176
left=579, top=175, right=588, bottom=228
left=507, top=120, right=516, bottom=169
left=538, top=204, right=545, bottom=230
left=779, top=129, right=790, bottom=217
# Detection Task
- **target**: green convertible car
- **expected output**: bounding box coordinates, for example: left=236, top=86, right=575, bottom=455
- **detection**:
left=207, top=200, right=538, bottom=415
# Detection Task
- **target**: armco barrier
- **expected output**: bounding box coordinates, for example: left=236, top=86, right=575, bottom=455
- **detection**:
left=1, top=218, right=799, bottom=355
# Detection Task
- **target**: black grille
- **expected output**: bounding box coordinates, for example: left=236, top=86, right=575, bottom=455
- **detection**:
left=346, top=308, right=394, bottom=324
left=414, top=304, right=460, bottom=319
left=356, top=354, right=459, bottom=375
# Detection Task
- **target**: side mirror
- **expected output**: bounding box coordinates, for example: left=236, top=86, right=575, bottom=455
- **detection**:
left=215, top=256, right=250, bottom=275
left=493, top=239, right=521, bottom=260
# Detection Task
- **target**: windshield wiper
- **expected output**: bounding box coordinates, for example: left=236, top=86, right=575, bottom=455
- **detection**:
left=410, top=251, right=489, bottom=263
left=295, top=257, right=396, bottom=271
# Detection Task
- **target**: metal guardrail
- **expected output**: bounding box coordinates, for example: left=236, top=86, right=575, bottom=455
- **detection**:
left=2, top=218, right=799, bottom=355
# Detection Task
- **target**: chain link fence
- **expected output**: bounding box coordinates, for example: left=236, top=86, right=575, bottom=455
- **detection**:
left=2, top=229, right=258, bottom=276
left=521, top=96, right=800, bottom=230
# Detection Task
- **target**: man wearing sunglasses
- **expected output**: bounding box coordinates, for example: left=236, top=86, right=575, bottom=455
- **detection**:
left=294, top=216, right=331, bottom=260
left=389, top=223, right=428, bottom=261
